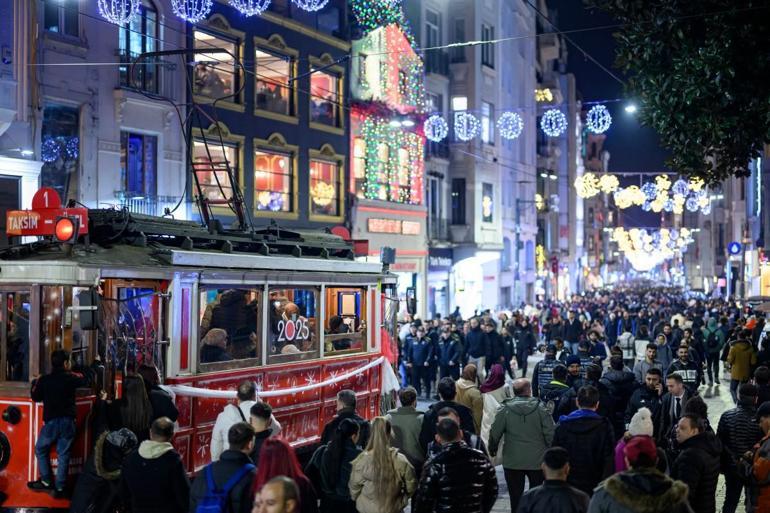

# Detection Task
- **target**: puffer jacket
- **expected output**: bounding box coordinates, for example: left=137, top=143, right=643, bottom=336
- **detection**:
left=727, top=341, right=757, bottom=382
left=348, top=448, right=416, bottom=513
left=717, top=404, right=763, bottom=473
left=553, top=409, right=615, bottom=496
left=455, top=378, right=483, bottom=434
left=411, top=441, right=497, bottom=513
left=488, top=396, right=554, bottom=470
left=671, top=432, right=722, bottom=513
left=517, top=479, right=590, bottom=513
left=588, top=468, right=693, bottom=513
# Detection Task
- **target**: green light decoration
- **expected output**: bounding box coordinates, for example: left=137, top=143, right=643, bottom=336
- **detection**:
left=351, top=0, right=404, bottom=35
left=360, top=115, right=424, bottom=205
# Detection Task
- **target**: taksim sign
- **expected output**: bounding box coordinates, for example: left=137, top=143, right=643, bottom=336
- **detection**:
left=5, top=187, right=89, bottom=237
left=728, top=241, right=743, bottom=255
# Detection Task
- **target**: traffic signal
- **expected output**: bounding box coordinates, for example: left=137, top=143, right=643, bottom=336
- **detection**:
left=54, top=216, right=79, bottom=244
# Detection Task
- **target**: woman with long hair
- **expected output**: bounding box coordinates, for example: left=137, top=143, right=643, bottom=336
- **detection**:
left=252, top=438, right=318, bottom=513
left=348, top=417, right=416, bottom=513
left=109, top=374, right=153, bottom=440
left=305, top=418, right=361, bottom=513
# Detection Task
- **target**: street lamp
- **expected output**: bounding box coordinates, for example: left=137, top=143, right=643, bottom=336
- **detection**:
left=624, top=103, right=638, bottom=114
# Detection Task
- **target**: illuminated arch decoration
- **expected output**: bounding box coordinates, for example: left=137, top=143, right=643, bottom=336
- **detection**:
left=497, top=112, right=524, bottom=140
left=541, top=109, right=567, bottom=137
left=98, top=0, right=141, bottom=24
left=611, top=227, right=694, bottom=271
left=454, top=112, right=480, bottom=141
left=291, top=0, right=329, bottom=12
left=586, top=104, right=612, bottom=134
left=229, top=0, right=272, bottom=16
left=171, top=0, right=213, bottom=22
left=424, top=115, right=448, bottom=142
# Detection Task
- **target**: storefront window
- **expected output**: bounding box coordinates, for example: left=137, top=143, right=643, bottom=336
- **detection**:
left=193, top=30, right=239, bottom=101
left=267, top=287, right=320, bottom=363
left=254, top=149, right=293, bottom=212
left=309, top=159, right=340, bottom=217
left=324, top=288, right=367, bottom=355
left=193, top=139, right=238, bottom=203
left=310, top=69, right=339, bottom=126
left=199, top=288, right=261, bottom=368
left=256, top=49, right=293, bottom=116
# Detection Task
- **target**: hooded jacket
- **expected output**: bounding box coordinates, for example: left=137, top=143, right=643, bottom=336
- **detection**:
left=553, top=409, right=615, bottom=495
left=588, top=468, right=693, bottom=513
left=671, top=432, right=722, bottom=513
left=385, top=406, right=424, bottom=469
left=465, top=326, right=488, bottom=359
left=488, top=396, right=554, bottom=470
left=348, top=447, right=417, bottom=513
left=121, top=440, right=190, bottom=513
left=518, top=479, right=590, bottom=513
left=211, top=401, right=282, bottom=461
left=727, top=340, right=758, bottom=382
left=702, top=318, right=726, bottom=354
left=455, top=378, right=483, bottom=434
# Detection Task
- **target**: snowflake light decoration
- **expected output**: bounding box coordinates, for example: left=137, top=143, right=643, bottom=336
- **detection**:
left=574, top=173, right=600, bottom=199
left=641, top=182, right=658, bottom=200
left=65, top=137, right=79, bottom=159
left=702, top=203, right=712, bottom=215
left=98, top=0, right=141, bottom=25
left=663, top=199, right=674, bottom=212
left=41, top=138, right=60, bottom=163
left=171, top=0, right=212, bottom=22
left=598, top=174, right=620, bottom=194
left=586, top=104, right=612, bottom=134
left=424, top=115, right=449, bottom=142
left=642, top=200, right=653, bottom=212
left=686, top=196, right=700, bottom=212
left=454, top=112, right=480, bottom=141
left=672, top=178, right=689, bottom=197
left=541, top=109, right=567, bottom=137
left=229, top=0, right=272, bottom=16
left=497, top=111, right=524, bottom=140
left=291, top=0, right=329, bottom=12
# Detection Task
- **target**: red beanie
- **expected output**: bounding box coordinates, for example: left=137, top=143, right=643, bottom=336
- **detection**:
left=624, top=435, right=657, bottom=466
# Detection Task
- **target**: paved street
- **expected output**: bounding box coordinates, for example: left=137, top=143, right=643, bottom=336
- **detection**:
left=419, top=356, right=746, bottom=513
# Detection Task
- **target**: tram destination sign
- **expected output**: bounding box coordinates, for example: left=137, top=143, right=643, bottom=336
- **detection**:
left=6, top=187, right=88, bottom=237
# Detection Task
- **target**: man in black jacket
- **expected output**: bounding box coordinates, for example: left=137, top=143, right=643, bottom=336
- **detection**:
left=419, top=377, right=477, bottom=451
left=667, top=344, right=702, bottom=396
left=600, top=356, right=638, bottom=439
left=28, top=349, right=90, bottom=497
left=320, top=389, right=370, bottom=448
left=121, top=417, right=189, bottom=513
left=672, top=414, right=722, bottom=513
left=412, top=418, right=498, bottom=513
left=249, top=402, right=274, bottom=465
left=657, top=373, right=691, bottom=449
left=517, top=447, right=589, bottom=513
left=625, top=368, right=663, bottom=426
left=564, top=311, right=584, bottom=355
left=190, top=422, right=257, bottom=513
left=717, top=383, right=764, bottom=513
left=552, top=385, right=615, bottom=496
left=465, top=318, right=489, bottom=380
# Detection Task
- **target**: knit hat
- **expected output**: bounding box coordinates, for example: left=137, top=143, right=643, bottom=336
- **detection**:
left=628, top=407, right=654, bottom=437
left=566, top=355, right=581, bottom=366
left=624, top=435, right=657, bottom=466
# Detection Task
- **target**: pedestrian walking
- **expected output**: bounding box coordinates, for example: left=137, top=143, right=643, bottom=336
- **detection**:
left=28, top=349, right=90, bottom=498
left=589, top=435, right=692, bottom=513
left=465, top=318, right=489, bottom=381
left=655, top=334, right=674, bottom=375
left=516, top=318, right=538, bottom=377
left=137, top=364, right=179, bottom=422
left=407, top=325, right=435, bottom=399
left=625, top=368, right=663, bottom=429
left=248, top=402, right=275, bottom=465
left=480, top=363, right=512, bottom=459
left=667, top=344, right=702, bottom=396
left=349, top=417, right=417, bottom=513
left=253, top=476, right=300, bottom=513
left=633, top=326, right=652, bottom=363
left=189, top=422, right=257, bottom=513
left=516, top=447, right=589, bottom=513
left=532, top=345, right=559, bottom=397
left=455, top=364, right=483, bottom=434
left=565, top=311, right=584, bottom=355
left=702, top=318, right=726, bottom=385
left=672, top=414, right=722, bottom=513
left=411, top=418, right=498, bottom=513
left=657, top=373, right=691, bottom=449
left=425, top=407, right=488, bottom=458
left=727, top=338, right=758, bottom=403
left=539, top=364, right=572, bottom=422
left=252, top=438, right=318, bottom=513
left=600, top=356, right=637, bottom=438
left=418, top=377, right=476, bottom=451
left=717, top=383, right=763, bottom=513
left=120, top=417, right=190, bottom=513
left=614, top=407, right=655, bottom=473
left=632, top=343, right=663, bottom=384
left=488, top=378, right=555, bottom=512
left=385, top=386, right=425, bottom=475
left=306, top=419, right=361, bottom=513
left=552, top=385, right=615, bottom=496
left=437, top=325, right=461, bottom=380
left=320, top=389, right=370, bottom=449
left=749, top=401, right=770, bottom=512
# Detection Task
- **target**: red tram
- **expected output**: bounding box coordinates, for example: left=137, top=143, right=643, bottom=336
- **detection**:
left=0, top=195, right=399, bottom=511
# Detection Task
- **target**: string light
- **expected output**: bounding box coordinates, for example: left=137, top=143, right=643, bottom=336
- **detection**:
left=292, top=0, right=330, bottom=12
left=575, top=173, right=600, bottom=198
left=686, top=196, right=700, bottom=212
left=454, top=112, right=480, bottom=141
left=65, top=137, right=79, bottom=159
left=41, top=138, right=60, bottom=163
left=586, top=104, right=612, bottom=134
left=351, top=0, right=405, bottom=34
left=424, top=115, right=448, bottom=142
left=98, top=0, right=140, bottom=25
left=497, top=112, right=524, bottom=140
left=541, top=109, right=567, bottom=137
left=611, top=227, right=693, bottom=271
left=598, top=174, right=620, bottom=194
left=229, top=0, right=272, bottom=16
left=535, top=88, right=553, bottom=102
left=672, top=178, right=689, bottom=196
left=641, top=182, right=658, bottom=200
left=171, top=0, right=212, bottom=23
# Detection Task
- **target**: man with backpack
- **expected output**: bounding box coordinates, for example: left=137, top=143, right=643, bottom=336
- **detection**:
left=702, top=317, right=725, bottom=386
left=190, top=422, right=257, bottom=513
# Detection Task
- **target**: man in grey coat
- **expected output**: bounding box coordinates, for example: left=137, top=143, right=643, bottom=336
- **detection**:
left=488, top=378, right=555, bottom=513
left=386, top=386, right=425, bottom=474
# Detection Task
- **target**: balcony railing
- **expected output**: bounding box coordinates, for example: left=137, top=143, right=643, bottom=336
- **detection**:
left=112, top=195, right=182, bottom=217
left=428, top=217, right=450, bottom=241
left=424, top=50, right=450, bottom=76
left=427, top=140, right=450, bottom=159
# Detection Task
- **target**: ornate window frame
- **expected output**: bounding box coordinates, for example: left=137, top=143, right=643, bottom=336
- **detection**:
left=308, top=143, right=345, bottom=223
left=252, top=132, right=299, bottom=220
left=192, top=14, right=246, bottom=113
left=308, top=53, right=345, bottom=136
left=253, top=34, right=300, bottom=125
left=191, top=122, right=245, bottom=217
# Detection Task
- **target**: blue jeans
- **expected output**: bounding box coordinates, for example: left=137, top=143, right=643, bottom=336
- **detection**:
left=35, top=417, right=76, bottom=490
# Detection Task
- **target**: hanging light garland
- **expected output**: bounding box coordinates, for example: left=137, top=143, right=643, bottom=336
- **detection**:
left=351, top=0, right=405, bottom=34
left=229, top=0, right=272, bottom=16
left=171, top=0, right=212, bottom=22
left=98, top=0, right=141, bottom=25
left=41, top=138, right=60, bottom=163
left=598, top=174, right=620, bottom=194
left=65, top=137, right=80, bottom=159
left=292, top=0, right=329, bottom=12
left=497, top=112, right=524, bottom=140
left=424, top=115, right=448, bottom=142
left=586, top=104, right=612, bottom=134
left=454, top=112, right=480, bottom=141
left=541, top=109, right=567, bottom=137
left=611, top=227, right=694, bottom=271
left=574, top=173, right=600, bottom=198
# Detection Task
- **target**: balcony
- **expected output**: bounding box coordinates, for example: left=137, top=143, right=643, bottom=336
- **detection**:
left=424, top=50, right=450, bottom=76
left=112, top=195, right=183, bottom=217
left=426, top=140, right=450, bottom=160
left=429, top=217, right=450, bottom=241
left=116, top=49, right=176, bottom=95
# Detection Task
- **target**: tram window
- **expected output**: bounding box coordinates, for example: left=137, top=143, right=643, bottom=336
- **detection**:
left=2, top=291, right=31, bottom=381
left=267, top=287, right=320, bottom=363
left=71, top=287, right=96, bottom=368
left=199, top=288, right=262, bottom=368
left=40, top=286, right=64, bottom=376
left=324, top=287, right=367, bottom=355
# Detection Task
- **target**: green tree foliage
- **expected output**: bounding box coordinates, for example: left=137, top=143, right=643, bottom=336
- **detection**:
left=585, top=0, right=770, bottom=183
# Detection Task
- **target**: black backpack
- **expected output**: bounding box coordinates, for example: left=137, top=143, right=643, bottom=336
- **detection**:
left=706, top=330, right=720, bottom=350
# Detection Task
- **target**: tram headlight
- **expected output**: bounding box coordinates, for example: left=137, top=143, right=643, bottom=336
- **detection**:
left=54, top=216, right=79, bottom=244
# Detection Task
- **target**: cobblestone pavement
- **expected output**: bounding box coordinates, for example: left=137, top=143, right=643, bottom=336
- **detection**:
left=417, top=357, right=746, bottom=512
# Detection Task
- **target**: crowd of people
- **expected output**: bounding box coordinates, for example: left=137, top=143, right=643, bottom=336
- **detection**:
left=24, top=286, right=770, bottom=513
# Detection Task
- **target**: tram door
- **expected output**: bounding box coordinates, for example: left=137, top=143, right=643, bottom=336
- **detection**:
left=0, top=289, right=32, bottom=382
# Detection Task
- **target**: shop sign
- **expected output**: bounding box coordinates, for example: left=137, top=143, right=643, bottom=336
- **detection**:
left=368, top=218, right=422, bottom=235
left=429, top=248, right=453, bottom=270
left=402, top=221, right=421, bottom=235
left=391, top=262, right=418, bottom=272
